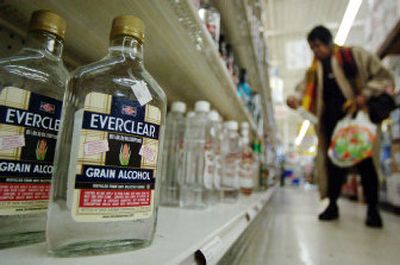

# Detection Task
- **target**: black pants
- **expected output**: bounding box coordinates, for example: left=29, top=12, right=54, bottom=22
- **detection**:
left=326, top=157, right=379, bottom=207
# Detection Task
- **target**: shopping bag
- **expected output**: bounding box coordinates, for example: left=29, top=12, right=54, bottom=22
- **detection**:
left=328, top=111, right=377, bottom=168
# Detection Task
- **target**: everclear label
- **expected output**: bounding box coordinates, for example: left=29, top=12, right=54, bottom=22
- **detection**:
left=71, top=92, right=161, bottom=222
left=0, top=87, right=62, bottom=215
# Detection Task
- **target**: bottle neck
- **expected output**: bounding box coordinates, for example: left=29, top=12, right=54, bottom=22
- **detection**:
left=24, top=30, right=64, bottom=58
left=109, top=35, right=143, bottom=63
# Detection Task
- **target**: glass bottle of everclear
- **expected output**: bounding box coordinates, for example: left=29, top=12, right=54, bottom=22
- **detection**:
left=0, top=10, right=68, bottom=249
left=47, top=16, right=167, bottom=256
left=160, top=101, right=186, bottom=207
left=181, top=101, right=210, bottom=209
left=221, top=121, right=240, bottom=203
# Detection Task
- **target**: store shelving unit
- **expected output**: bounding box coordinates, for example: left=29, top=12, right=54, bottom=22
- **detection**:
left=0, top=0, right=257, bottom=131
left=215, top=0, right=262, bottom=93
left=0, top=1, right=279, bottom=263
left=216, top=0, right=277, bottom=141
left=377, top=19, right=400, bottom=58
left=0, top=187, right=275, bottom=265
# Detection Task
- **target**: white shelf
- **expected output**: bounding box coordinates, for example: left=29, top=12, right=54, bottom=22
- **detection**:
left=0, top=0, right=256, bottom=131
left=0, top=187, right=275, bottom=265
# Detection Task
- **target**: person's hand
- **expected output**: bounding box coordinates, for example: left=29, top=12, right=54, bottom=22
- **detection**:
left=287, top=95, right=300, bottom=109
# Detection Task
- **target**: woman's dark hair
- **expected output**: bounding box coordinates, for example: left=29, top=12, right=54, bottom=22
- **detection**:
left=307, top=25, right=332, bottom=45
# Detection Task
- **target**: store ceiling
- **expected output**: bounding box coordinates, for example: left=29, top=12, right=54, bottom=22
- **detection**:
left=262, top=0, right=369, bottom=149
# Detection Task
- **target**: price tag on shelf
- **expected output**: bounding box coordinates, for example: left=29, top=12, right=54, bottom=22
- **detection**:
left=195, top=236, right=224, bottom=265
left=246, top=208, right=258, bottom=222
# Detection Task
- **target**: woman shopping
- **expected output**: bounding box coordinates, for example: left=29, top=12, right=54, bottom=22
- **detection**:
left=287, top=26, right=394, bottom=228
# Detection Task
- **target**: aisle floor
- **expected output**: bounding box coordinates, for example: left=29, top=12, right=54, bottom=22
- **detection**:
left=238, top=186, right=400, bottom=265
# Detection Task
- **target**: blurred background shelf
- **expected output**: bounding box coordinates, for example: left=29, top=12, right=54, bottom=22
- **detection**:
left=0, top=0, right=257, bottom=131
left=216, top=0, right=277, bottom=141
left=0, top=187, right=276, bottom=265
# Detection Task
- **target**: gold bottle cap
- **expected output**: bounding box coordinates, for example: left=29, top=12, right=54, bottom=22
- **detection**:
left=29, top=10, right=66, bottom=39
left=110, top=15, right=145, bottom=43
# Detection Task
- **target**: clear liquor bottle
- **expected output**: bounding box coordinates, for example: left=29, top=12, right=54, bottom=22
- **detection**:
left=253, top=139, right=263, bottom=190
left=221, top=121, right=240, bottom=203
left=214, top=112, right=225, bottom=203
left=0, top=10, right=68, bottom=249
left=204, top=110, right=222, bottom=205
left=47, top=16, right=167, bottom=256
left=239, top=122, right=254, bottom=196
left=160, top=101, right=186, bottom=207
left=181, top=101, right=210, bottom=209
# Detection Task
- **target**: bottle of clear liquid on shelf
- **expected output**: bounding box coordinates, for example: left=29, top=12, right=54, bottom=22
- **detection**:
left=252, top=141, right=261, bottom=192
left=214, top=113, right=225, bottom=202
left=0, top=10, right=68, bottom=249
left=160, top=101, right=186, bottom=207
left=221, top=121, right=240, bottom=203
left=253, top=139, right=264, bottom=190
left=239, top=122, right=254, bottom=196
left=203, top=110, right=222, bottom=205
left=198, top=0, right=221, bottom=46
left=181, top=101, right=210, bottom=209
left=47, top=16, right=167, bottom=256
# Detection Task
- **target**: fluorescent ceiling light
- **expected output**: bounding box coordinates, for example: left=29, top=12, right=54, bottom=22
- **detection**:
left=334, top=0, right=363, bottom=45
left=295, top=120, right=310, bottom=146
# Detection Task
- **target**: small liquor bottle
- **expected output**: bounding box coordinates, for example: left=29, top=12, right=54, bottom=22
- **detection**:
left=47, top=16, right=167, bottom=256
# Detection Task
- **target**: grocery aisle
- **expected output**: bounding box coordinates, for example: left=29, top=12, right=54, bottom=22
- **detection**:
left=238, top=187, right=400, bottom=265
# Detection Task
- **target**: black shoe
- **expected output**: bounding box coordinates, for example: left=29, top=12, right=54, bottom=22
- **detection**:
left=366, top=206, right=383, bottom=228
left=319, top=203, right=339, bottom=221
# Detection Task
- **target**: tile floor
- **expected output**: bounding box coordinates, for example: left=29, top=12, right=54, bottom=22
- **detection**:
left=238, top=186, right=400, bottom=265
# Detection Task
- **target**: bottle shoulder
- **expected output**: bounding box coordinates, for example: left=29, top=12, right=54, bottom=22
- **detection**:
left=70, top=56, right=167, bottom=113
left=0, top=49, right=68, bottom=68
left=70, top=56, right=121, bottom=78
left=0, top=50, right=69, bottom=99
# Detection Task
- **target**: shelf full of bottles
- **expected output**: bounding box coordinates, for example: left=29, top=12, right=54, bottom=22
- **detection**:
left=0, top=0, right=260, bottom=132
left=0, top=0, right=278, bottom=263
left=216, top=0, right=277, bottom=143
